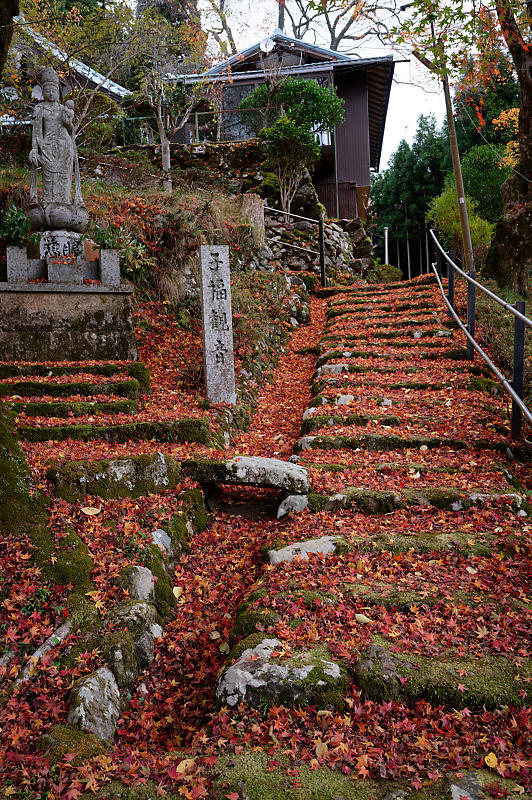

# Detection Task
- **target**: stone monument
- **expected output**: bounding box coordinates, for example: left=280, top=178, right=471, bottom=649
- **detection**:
left=199, top=245, right=236, bottom=405
left=0, top=67, right=136, bottom=361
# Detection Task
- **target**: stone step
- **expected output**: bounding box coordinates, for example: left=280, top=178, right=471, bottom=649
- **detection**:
left=18, top=417, right=211, bottom=444
left=8, top=399, right=138, bottom=418
left=305, top=485, right=525, bottom=515
left=0, top=378, right=142, bottom=399
left=0, top=361, right=150, bottom=389
left=295, top=432, right=505, bottom=454
left=327, top=301, right=439, bottom=320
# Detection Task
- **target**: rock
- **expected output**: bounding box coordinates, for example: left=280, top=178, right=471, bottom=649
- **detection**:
left=118, top=566, right=155, bottom=602
left=183, top=455, right=309, bottom=494
left=413, top=330, right=423, bottom=339
left=107, top=601, right=161, bottom=668
left=277, top=494, right=308, bottom=519
left=150, top=527, right=173, bottom=557
left=317, top=363, right=349, bottom=377
left=294, top=435, right=316, bottom=452
left=101, top=631, right=139, bottom=691
left=355, top=642, right=401, bottom=700
left=294, top=220, right=315, bottom=232
left=336, top=394, right=354, bottom=406
left=217, top=638, right=347, bottom=710
left=268, top=535, right=347, bottom=564
left=380, top=398, right=393, bottom=407
left=288, top=455, right=301, bottom=463
left=449, top=772, right=483, bottom=800
left=67, top=667, right=121, bottom=743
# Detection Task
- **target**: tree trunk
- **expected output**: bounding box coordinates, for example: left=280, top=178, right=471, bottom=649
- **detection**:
left=484, top=6, right=531, bottom=296
left=0, top=0, right=18, bottom=79
left=155, top=111, right=173, bottom=194
left=278, top=0, right=285, bottom=31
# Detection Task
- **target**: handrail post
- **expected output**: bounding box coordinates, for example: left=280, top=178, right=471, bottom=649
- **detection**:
left=318, top=218, right=326, bottom=288
left=447, top=249, right=455, bottom=315
left=467, top=266, right=476, bottom=359
left=511, top=300, right=526, bottom=440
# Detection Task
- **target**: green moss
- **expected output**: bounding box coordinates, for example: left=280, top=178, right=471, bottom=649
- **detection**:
left=343, top=487, right=403, bottom=514
left=469, top=376, right=503, bottom=395
left=355, top=529, right=496, bottom=557
left=67, top=593, right=102, bottom=633
left=94, top=781, right=182, bottom=800
left=345, top=581, right=441, bottom=610
left=307, top=492, right=329, bottom=512
left=181, top=458, right=228, bottom=485
left=228, top=632, right=271, bottom=664
left=357, top=637, right=531, bottom=709
left=301, top=413, right=401, bottom=435
left=127, top=361, right=151, bottom=390
left=9, top=399, right=137, bottom=417
left=0, top=404, right=34, bottom=536
left=298, top=274, right=319, bottom=292
left=146, top=546, right=176, bottom=618
left=20, top=418, right=210, bottom=444
left=229, top=608, right=280, bottom=644
left=100, top=630, right=138, bottom=690
left=51, top=529, right=94, bottom=592
left=39, top=723, right=107, bottom=766
left=403, top=487, right=473, bottom=510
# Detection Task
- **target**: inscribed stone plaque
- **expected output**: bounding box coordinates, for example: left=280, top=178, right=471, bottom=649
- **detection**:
left=199, top=245, right=236, bottom=405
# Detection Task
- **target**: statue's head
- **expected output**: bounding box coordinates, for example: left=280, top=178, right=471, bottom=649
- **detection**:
left=39, top=67, right=60, bottom=103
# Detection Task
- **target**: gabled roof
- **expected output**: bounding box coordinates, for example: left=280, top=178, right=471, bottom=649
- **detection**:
left=13, top=18, right=132, bottom=102
left=205, top=29, right=352, bottom=76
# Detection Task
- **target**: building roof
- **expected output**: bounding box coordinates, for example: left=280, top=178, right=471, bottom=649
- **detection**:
left=13, top=18, right=132, bottom=102
left=204, top=29, right=353, bottom=75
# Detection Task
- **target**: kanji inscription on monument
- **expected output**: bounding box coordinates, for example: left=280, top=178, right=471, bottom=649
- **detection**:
left=199, top=245, right=236, bottom=405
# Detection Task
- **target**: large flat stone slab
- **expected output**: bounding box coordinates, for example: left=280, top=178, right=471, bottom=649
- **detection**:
left=268, top=535, right=349, bottom=564
left=217, top=637, right=347, bottom=710
left=182, top=456, right=309, bottom=494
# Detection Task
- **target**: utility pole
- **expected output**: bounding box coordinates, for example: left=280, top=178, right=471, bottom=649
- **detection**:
left=411, top=43, right=474, bottom=272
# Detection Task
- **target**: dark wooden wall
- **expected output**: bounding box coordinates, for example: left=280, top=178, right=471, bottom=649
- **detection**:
left=314, top=73, right=370, bottom=219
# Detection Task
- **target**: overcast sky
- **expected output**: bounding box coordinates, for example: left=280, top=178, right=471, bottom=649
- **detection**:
left=203, top=0, right=448, bottom=170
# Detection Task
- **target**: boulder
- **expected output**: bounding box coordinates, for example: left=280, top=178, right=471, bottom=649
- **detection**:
left=267, top=535, right=348, bottom=564
left=150, top=527, right=173, bottom=557
left=217, top=638, right=347, bottom=709
left=277, top=494, right=308, bottom=519
left=107, top=601, right=162, bottom=668
left=182, top=455, right=309, bottom=495
left=118, top=566, right=155, bottom=602
left=101, top=631, right=139, bottom=691
left=67, top=667, right=121, bottom=743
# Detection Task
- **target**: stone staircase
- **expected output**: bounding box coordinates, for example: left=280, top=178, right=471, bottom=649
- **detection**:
left=0, top=360, right=211, bottom=444
left=215, top=273, right=531, bottom=722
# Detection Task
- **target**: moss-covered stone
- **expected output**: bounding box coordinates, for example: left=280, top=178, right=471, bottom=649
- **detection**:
left=20, top=417, right=211, bottom=444
left=47, top=453, right=182, bottom=500
left=9, top=399, right=138, bottom=418
left=345, top=581, right=442, bottom=611
left=300, top=413, right=400, bottom=435
left=356, top=637, right=531, bottom=709
left=145, top=546, right=176, bottom=618
left=296, top=433, right=463, bottom=453
left=469, top=376, right=503, bottom=395
left=0, top=378, right=141, bottom=399
left=355, top=529, right=496, bottom=557
left=0, top=404, right=34, bottom=537
left=219, top=637, right=349, bottom=711
left=39, top=723, right=107, bottom=766
left=229, top=608, right=280, bottom=645
left=67, top=593, right=101, bottom=633
left=100, top=630, right=139, bottom=691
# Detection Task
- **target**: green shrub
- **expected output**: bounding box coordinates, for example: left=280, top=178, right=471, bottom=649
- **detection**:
left=0, top=204, right=31, bottom=247
left=427, top=180, right=494, bottom=266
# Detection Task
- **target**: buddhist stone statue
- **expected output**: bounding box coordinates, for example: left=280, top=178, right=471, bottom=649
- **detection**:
left=26, top=66, right=88, bottom=233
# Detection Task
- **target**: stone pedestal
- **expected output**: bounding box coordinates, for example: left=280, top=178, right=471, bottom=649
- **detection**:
left=0, top=283, right=137, bottom=361
left=2, top=242, right=133, bottom=361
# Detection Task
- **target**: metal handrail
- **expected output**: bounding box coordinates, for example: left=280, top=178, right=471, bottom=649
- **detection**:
left=264, top=205, right=319, bottom=224
left=266, top=236, right=320, bottom=256
left=264, top=205, right=326, bottom=286
left=430, top=230, right=532, bottom=329
left=430, top=262, right=532, bottom=427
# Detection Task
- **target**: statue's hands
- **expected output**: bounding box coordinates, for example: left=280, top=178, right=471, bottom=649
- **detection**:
left=29, top=149, right=39, bottom=166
